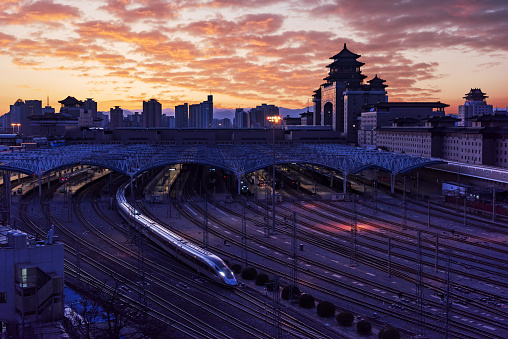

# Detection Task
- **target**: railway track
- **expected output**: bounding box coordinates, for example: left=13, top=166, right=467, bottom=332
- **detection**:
left=150, top=165, right=508, bottom=338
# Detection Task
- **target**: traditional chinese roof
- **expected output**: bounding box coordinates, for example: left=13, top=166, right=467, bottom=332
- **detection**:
left=330, top=43, right=361, bottom=60
left=463, top=88, right=488, bottom=101
left=367, top=74, right=388, bottom=89
left=58, top=96, right=82, bottom=107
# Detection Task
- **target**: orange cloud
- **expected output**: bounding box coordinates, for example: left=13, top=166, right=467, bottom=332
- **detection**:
left=99, top=0, right=179, bottom=22
left=0, top=0, right=80, bottom=26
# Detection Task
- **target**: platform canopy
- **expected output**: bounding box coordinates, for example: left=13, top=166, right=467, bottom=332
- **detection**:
left=0, top=143, right=445, bottom=177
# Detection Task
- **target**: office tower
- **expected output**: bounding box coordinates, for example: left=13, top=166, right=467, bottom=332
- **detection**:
left=248, top=104, right=279, bottom=128
left=110, top=106, right=124, bottom=130
left=187, top=96, right=213, bottom=128
left=234, top=108, right=248, bottom=128
left=143, top=98, right=162, bottom=128
left=200, top=95, right=213, bottom=128
left=25, top=100, right=42, bottom=116
left=83, top=98, right=98, bottom=118
left=175, top=103, right=189, bottom=128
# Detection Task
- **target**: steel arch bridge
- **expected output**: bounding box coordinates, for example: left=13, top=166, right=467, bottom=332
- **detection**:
left=0, top=143, right=445, bottom=193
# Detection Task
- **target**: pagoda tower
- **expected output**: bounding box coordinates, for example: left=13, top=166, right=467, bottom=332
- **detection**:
left=458, top=88, right=493, bottom=127
left=313, top=44, right=388, bottom=142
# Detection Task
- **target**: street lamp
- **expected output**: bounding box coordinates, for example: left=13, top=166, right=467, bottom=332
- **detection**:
left=16, top=124, right=20, bottom=134
left=267, top=115, right=281, bottom=234
left=11, top=123, right=15, bottom=133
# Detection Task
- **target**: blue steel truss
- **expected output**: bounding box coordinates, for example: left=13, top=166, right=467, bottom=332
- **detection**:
left=0, top=144, right=445, bottom=178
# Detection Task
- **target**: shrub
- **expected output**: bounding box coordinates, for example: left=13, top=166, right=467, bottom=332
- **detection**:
left=316, top=301, right=335, bottom=317
left=230, top=264, right=242, bottom=274
left=378, top=327, right=401, bottom=339
left=357, top=320, right=372, bottom=335
left=281, top=285, right=301, bottom=300
left=255, top=273, right=269, bottom=286
left=336, top=312, right=355, bottom=326
left=298, top=294, right=315, bottom=308
left=265, top=280, right=277, bottom=292
left=241, top=267, right=257, bottom=280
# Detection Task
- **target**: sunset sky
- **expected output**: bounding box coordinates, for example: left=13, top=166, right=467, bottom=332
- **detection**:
left=1, top=0, right=507, bottom=114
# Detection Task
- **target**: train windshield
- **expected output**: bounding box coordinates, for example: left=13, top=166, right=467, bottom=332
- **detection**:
left=210, top=257, right=235, bottom=279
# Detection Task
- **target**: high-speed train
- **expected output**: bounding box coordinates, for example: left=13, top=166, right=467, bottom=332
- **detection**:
left=116, top=184, right=237, bottom=287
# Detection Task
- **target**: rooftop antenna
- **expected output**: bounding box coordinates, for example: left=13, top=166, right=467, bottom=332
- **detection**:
left=47, top=95, right=49, bottom=106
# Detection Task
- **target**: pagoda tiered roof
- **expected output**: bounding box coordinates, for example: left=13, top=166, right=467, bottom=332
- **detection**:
left=367, top=74, right=388, bottom=89
left=464, top=88, right=488, bottom=101
left=58, top=96, right=82, bottom=107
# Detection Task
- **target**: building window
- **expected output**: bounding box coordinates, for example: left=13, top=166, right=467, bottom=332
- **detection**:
left=0, top=292, right=6, bottom=303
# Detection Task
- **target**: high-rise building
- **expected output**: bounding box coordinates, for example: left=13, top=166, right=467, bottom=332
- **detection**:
left=186, top=96, right=213, bottom=128
left=312, top=44, right=388, bottom=142
left=168, top=116, right=176, bottom=128
left=213, top=117, right=231, bottom=128
left=83, top=98, right=98, bottom=118
left=9, top=99, right=42, bottom=135
left=458, top=88, right=493, bottom=127
left=142, top=98, right=162, bottom=128
left=25, top=100, right=42, bottom=116
left=110, top=106, right=124, bottom=130
left=200, top=95, right=213, bottom=128
left=175, top=103, right=188, bottom=128
left=234, top=108, right=248, bottom=128
left=188, top=104, right=199, bottom=128
left=248, top=104, right=279, bottom=128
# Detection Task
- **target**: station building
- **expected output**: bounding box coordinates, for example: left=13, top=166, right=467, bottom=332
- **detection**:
left=312, top=44, right=388, bottom=143
left=359, top=109, right=508, bottom=169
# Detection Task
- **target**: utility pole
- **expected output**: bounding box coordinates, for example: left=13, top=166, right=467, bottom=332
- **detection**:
left=463, top=197, right=467, bottom=227
left=242, top=202, right=248, bottom=266
left=273, top=276, right=282, bottom=339
left=443, top=248, right=452, bottom=339
left=428, top=201, right=431, bottom=228
left=388, top=237, right=392, bottom=278
left=290, top=212, right=298, bottom=300
left=350, top=196, right=358, bottom=266
left=137, top=230, right=147, bottom=320
left=203, top=194, right=208, bottom=249
left=76, top=241, right=81, bottom=287
left=402, top=175, right=407, bottom=229
left=435, top=234, right=439, bottom=273
left=416, top=231, right=424, bottom=336
left=492, top=187, right=496, bottom=222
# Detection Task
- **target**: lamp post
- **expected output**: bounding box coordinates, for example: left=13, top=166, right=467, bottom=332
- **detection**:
left=11, top=123, right=15, bottom=134
left=267, top=115, right=281, bottom=234
left=16, top=124, right=20, bottom=134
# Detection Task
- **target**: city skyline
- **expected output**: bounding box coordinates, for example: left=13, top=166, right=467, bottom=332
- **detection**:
left=0, top=0, right=507, bottom=113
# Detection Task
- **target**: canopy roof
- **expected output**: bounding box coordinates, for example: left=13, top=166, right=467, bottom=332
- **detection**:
left=0, top=143, right=445, bottom=177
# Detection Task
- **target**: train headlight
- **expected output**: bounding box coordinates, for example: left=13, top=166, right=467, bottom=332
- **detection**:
left=219, top=271, right=226, bottom=277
